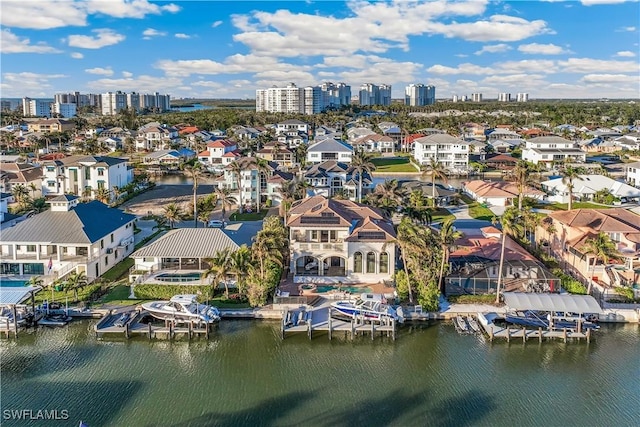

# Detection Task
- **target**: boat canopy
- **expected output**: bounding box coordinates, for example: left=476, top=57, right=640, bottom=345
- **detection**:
left=0, top=286, right=40, bottom=305
left=503, top=292, right=602, bottom=314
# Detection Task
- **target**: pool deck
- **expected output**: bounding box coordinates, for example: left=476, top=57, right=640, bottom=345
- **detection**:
left=278, top=277, right=395, bottom=298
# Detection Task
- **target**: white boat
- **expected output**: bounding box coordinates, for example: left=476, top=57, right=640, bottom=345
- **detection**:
left=455, top=315, right=470, bottom=333
left=330, top=293, right=403, bottom=323
left=466, top=316, right=481, bottom=333
left=141, top=294, right=220, bottom=323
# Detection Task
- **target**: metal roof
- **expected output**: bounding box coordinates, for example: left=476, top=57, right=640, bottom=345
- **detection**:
left=503, top=292, right=602, bottom=314
left=131, top=228, right=239, bottom=259
left=0, top=286, right=40, bottom=305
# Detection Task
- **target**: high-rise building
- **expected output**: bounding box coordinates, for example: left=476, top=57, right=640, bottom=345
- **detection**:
left=127, top=92, right=141, bottom=111
left=304, top=86, right=322, bottom=115
left=405, top=84, right=436, bottom=106
left=141, top=92, right=171, bottom=112
left=516, top=93, right=529, bottom=102
left=379, top=84, right=392, bottom=106
left=320, top=82, right=351, bottom=108
left=22, top=97, right=51, bottom=117
left=498, top=93, right=511, bottom=102
left=359, top=83, right=391, bottom=106
left=256, top=82, right=347, bottom=114
left=52, top=103, right=77, bottom=118
left=471, top=93, right=483, bottom=102
left=101, top=91, right=127, bottom=115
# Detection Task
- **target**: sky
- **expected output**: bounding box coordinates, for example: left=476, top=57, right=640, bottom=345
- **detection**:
left=1, top=0, right=639, bottom=101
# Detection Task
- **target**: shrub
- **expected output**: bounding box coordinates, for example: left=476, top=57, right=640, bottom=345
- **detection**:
left=133, top=284, right=213, bottom=301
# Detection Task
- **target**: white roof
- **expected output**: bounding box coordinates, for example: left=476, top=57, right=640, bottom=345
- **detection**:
left=541, top=175, right=640, bottom=198
left=503, top=292, right=601, bottom=314
left=0, top=286, right=40, bottom=305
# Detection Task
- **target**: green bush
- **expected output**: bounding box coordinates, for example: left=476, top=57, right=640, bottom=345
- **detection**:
left=551, top=268, right=587, bottom=294
left=447, top=294, right=496, bottom=304
left=133, top=284, right=213, bottom=301
left=265, top=199, right=273, bottom=208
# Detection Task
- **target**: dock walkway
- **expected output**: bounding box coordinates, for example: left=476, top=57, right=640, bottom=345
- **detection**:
left=477, top=313, right=593, bottom=343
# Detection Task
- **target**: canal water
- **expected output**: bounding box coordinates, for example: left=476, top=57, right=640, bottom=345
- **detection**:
left=1, top=320, right=639, bottom=426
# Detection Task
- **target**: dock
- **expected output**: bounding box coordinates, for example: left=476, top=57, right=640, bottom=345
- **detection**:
left=477, top=313, right=593, bottom=343
left=94, top=307, right=215, bottom=340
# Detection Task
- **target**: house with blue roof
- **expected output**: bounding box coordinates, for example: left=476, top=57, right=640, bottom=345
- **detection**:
left=1, top=196, right=136, bottom=283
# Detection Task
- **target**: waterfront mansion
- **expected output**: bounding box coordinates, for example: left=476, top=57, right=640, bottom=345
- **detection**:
left=287, top=196, right=396, bottom=284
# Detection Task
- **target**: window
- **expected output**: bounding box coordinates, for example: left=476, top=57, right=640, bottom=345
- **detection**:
left=366, top=252, right=376, bottom=274
left=105, top=257, right=108, bottom=266
left=110, top=233, right=114, bottom=243
left=380, top=252, right=389, bottom=274
left=97, top=168, right=104, bottom=176
left=143, top=257, right=154, bottom=263
left=84, top=167, right=91, bottom=180
left=97, top=180, right=105, bottom=189
left=100, top=240, right=104, bottom=249
left=26, top=245, right=36, bottom=252
left=354, top=252, right=363, bottom=273
left=46, top=166, right=55, bottom=172
left=47, top=181, right=56, bottom=187
left=311, top=230, right=318, bottom=241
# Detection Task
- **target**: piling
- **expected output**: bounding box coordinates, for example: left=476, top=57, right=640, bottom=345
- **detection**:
left=148, top=322, right=153, bottom=340
left=12, top=306, right=18, bottom=338
left=371, top=319, right=375, bottom=340
left=586, top=327, right=591, bottom=344
left=125, top=321, right=130, bottom=339
left=506, top=327, right=510, bottom=343
left=522, top=327, right=526, bottom=343
left=538, top=327, right=543, bottom=343
left=563, top=328, right=567, bottom=343
left=328, top=311, right=332, bottom=341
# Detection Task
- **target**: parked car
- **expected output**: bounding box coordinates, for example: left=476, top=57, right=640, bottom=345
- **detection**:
left=207, top=220, right=226, bottom=228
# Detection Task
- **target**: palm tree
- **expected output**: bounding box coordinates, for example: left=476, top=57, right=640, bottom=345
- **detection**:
left=228, top=160, right=244, bottom=213
left=420, top=158, right=448, bottom=206
left=93, top=187, right=111, bottom=204
left=511, top=160, right=530, bottom=211
left=66, top=270, right=87, bottom=302
left=370, top=179, right=405, bottom=217
left=214, top=187, right=236, bottom=221
left=203, top=248, right=234, bottom=297
left=229, top=244, right=252, bottom=296
left=11, top=183, right=29, bottom=208
left=350, top=150, right=376, bottom=203
left=543, top=219, right=557, bottom=256
left=28, top=182, right=38, bottom=199
left=254, top=158, right=270, bottom=213
left=198, top=209, right=213, bottom=228
left=495, top=207, right=520, bottom=304
left=583, top=232, right=620, bottom=294
left=437, top=218, right=463, bottom=295
left=29, top=197, right=48, bottom=213
left=163, top=203, right=182, bottom=229
left=561, top=166, right=581, bottom=211
left=182, top=162, right=204, bottom=228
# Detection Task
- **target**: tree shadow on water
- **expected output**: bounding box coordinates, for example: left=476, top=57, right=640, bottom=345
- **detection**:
left=425, top=390, right=496, bottom=427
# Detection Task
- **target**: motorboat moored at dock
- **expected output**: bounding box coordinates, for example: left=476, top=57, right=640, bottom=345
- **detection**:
left=141, top=294, right=221, bottom=324
left=330, top=293, right=403, bottom=323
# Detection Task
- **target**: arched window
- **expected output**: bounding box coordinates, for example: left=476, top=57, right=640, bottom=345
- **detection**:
left=379, top=252, right=389, bottom=274
left=366, top=252, right=376, bottom=274
left=353, top=252, right=363, bottom=273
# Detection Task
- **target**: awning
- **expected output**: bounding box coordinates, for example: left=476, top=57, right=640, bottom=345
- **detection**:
left=503, top=292, right=602, bottom=314
left=0, top=286, right=40, bottom=305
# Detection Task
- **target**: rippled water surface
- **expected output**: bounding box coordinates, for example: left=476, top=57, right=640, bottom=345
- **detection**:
left=1, top=321, right=639, bottom=426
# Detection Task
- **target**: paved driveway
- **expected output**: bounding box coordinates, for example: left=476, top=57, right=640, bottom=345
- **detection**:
left=223, top=221, right=264, bottom=246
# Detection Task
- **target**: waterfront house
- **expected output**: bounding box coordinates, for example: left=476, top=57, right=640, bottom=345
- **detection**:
left=626, top=161, right=640, bottom=187
left=129, top=228, right=239, bottom=283
left=540, top=175, right=640, bottom=204
left=287, top=195, right=396, bottom=284
left=1, top=196, right=136, bottom=283
left=484, top=154, right=518, bottom=171
left=0, top=163, right=43, bottom=198
left=304, top=160, right=372, bottom=200
left=463, top=180, right=545, bottom=207
left=197, top=139, right=239, bottom=171
left=41, top=155, right=133, bottom=202
left=142, top=150, right=182, bottom=166
left=216, top=157, right=280, bottom=208
left=307, top=138, right=353, bottom=164
left=256, top=143, right=295, bottom=168
left=536, top=208, right=640, bottom=286
left=275, top=119, right=310, bottom=136
left=26, top=119, right=75, bottom=133
left=522, top=136, right=586, bottom=168
left=135, top=123, right=179, bottom=151
left=351, top=134, right=395, bottom=154
left=413, top=134, right=469, bottom=173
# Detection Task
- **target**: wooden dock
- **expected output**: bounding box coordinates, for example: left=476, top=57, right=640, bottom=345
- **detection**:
left=281, top=304, right=397, bottom=341
left=477, top=313, right=593, bottom=343
left=94, top=308, right=214, bottom=340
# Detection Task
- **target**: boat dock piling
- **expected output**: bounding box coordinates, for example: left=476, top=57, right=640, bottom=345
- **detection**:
left=477, top=313, right=593, bottom=343
left=94, top=307, right=214, bottom=340
left=281, top=306, right=397, bottom=341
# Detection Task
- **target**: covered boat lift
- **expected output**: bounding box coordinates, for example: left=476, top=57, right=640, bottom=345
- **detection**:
left=0, top=286, right=40, bottom=338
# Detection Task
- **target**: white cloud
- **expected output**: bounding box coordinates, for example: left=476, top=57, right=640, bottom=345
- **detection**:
left=86, top=75, right=183, bottom=93
left=85, top=67, right=114, bottom=76
left=155, top=54, right=307, bottom=76
left=1, top=0, right=179, bottom=29
left=175, top=33, right=191, bottom=39
left=212, top=21, right=223, bottom=28
left=142, top=28, right=167, bottom=39
left=474, top=44, right=512, bottom=55
left=558, top=57, right=640, bottom=73
left=0, top=29, right=62, bottom=54
left=615, top=50, right=636, bottom=57
left=71, top=52, right=84, bottom=59
left=122, top=71, right=133, bottom=78
left=0, top=72, right=67, bottom=97
left=518, top=43, right=569, bottom=55
left=581, top=0, right=636, bottom=5
left=192, top=81, right=224, bottom=89
left=428, top=59, right=557, bottom=75
left=424, top=15, right=554, bottom=42
left=580, top=74, right=640, bottom=84
left=68, top=29, right=125, bottom=49
left=616, top=26, right=637, bottom=32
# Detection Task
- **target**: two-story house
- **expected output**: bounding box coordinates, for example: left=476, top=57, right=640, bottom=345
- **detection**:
left=1, top=196, right=136, bottom=283
left=413, top=134, right=469, bottom=172
left=41, top=155, right=133, bottom=202
left=26, top=118, right=75, bottom=133
left=275, top=119, right=309, bottom=136
left=287, top=196, right=396, bottom=284
left=256, top=143, right=295, bottom=168
left=626, top=161, right=640, bottom=187
left=536, top=208, right=640, bottom=287
left=307, top=138, right=353, bottom=164
left=135, top=123, right=179, bottom=151
left=304, top=161, right=372, bottom=200
left=522, top=136, right=586, bottom=168
left=216, top=157, right=280, bottom=209
left=198, top=140, right=240, bottom=172
left=0, top=163, right=43, bottom=198
left=352, top=134, right=395, bottom=153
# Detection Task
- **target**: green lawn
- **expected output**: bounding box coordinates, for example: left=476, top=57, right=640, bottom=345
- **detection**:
left=230, top=210, right=269, bottom=221
left=33, top=283, right=103, bottom=305
left=371, top=157, right=419, bottom=173
left=97, top=283, right=142, bottom=306
left=101, top=258, right=135, bottom=282
left=431, top=208, right=455, bottom=223
left=540, top=202, right=614, bottom=211
left=459, top=194, right=495, bottom=221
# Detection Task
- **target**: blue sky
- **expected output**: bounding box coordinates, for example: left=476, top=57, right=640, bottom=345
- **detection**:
left=1, top=0, right=639, bottom=100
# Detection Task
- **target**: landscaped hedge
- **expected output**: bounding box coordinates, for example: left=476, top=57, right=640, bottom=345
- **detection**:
left=133, top=284, right=213, bottom=301
left=551, top=268, right=587, bottom=294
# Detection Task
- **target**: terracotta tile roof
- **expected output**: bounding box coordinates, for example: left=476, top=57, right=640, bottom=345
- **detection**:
left=464, top=180, right=543, bottom=198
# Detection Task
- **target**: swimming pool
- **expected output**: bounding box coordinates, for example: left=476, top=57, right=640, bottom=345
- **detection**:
left=315, top=285, right=372, bottom=294
left=153, top=272, right=202, bottom=283
left=0, top=280, right=28, bottom=287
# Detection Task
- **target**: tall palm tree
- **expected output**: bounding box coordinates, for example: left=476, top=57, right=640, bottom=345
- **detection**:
left=437, top=218, right=463, bottom=295
left=229, top=245, right=252, bottom=296
left=511, top=160, right=531, bottom=211
left=198, top=209, right=213, bottom=228
left=66, top=270, right=87, bottom=302
left=214, top=187, right=236, bottom=221
left=495, top=207, right=520, bottom=304
left=182, top=162, right=204, bottom=227
left=254, top=158, right=270, bottom=213
left=583, top=232, right=620, bottom=294
left=28, top=182, right=38, bottom=200
left=163, top=203, right=182, bottom=229
left=228, top=160, right=244, bottom=213
left=543, top=219, right=557, bottom=256
left=420, top=158, right=448, bottom=206
left=370, top=179, right=405, bottom=217
left=93, top=187, right=111, bottom=204
left=11, top=183, right=29, bottom=208
left=561, top=166, right=581, bottom=211
left=203, top=248, right=234, bottom=297
left=350, top=150, right=376, bottom=203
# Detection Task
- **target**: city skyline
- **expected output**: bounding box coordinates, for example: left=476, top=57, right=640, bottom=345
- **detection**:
left=1, top=0, right=639, bottom=100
